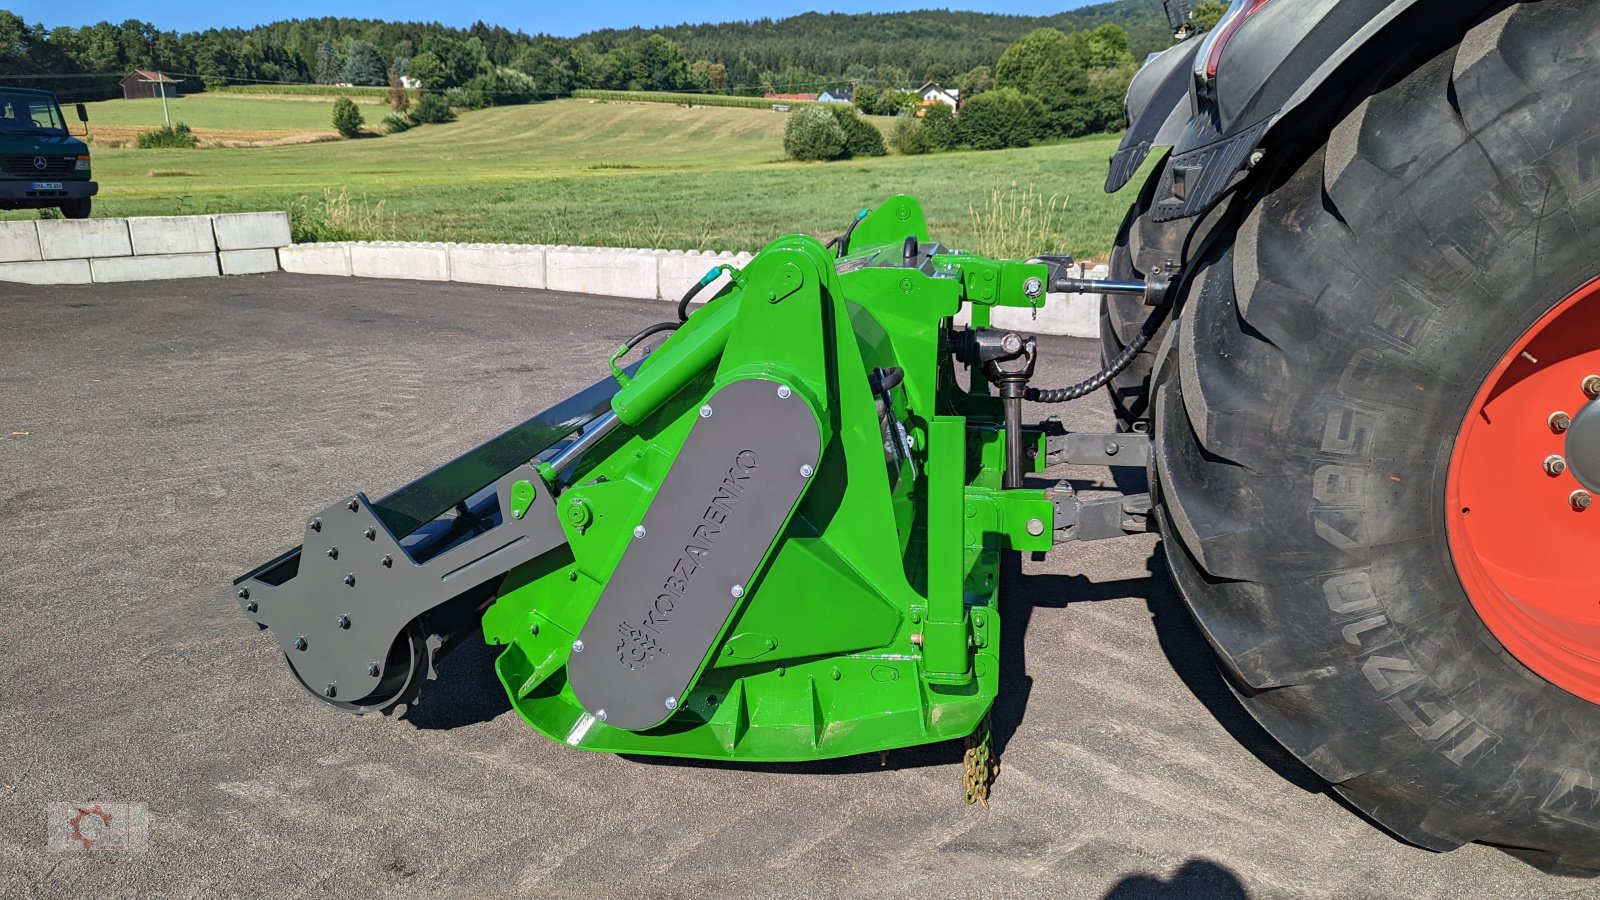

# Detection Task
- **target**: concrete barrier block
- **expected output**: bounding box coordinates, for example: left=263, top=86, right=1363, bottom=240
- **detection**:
left=37, top=218, right=132, bottom=260
left=547, top=248, right=657, bottom=299
left=0, top=221, right=41, bottom=262
left=0, top=258, right=92, bottom=284
left=212, top=211, right=292, bottom=251
left=990, top=292, right=1099, bottom=338
left=350, top=242, right=449, bottom=281
left=129, top=215, right=216, bottom=256
left=656, top=252, right=733, bottom=304
left=279, top=243, right=351, bottom=276
left=448, top=244, right=544, bottom=288
left=220, top=248, right=279, bottom=276
left=91, top=252, right=220, bottom=283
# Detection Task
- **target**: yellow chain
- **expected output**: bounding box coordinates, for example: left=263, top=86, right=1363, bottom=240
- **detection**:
left=961, top=713, right=999, bottom=810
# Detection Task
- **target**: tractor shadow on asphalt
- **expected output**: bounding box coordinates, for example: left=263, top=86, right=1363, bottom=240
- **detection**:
left=992, top=544, right=1329, bottom=797
left=1103, top=858, right=1250, bottom=899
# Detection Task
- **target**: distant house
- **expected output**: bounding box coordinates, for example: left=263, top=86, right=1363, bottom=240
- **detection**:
left=918, top=81, right=960, bottom=110
left=121, top=70, right=182, bottom=100
left=819, top=87, right=854, bottom=104
left=763, top=92, right=819, bottom=102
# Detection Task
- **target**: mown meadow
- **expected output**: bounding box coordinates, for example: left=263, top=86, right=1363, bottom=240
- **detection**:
left=19, top=95, right=1136, bottom=259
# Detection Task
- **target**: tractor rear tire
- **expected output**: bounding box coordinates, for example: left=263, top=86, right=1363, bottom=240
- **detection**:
left=1100, top=161, right=1177, bottom=433
left=1151, top=2, right=1600, bottom=874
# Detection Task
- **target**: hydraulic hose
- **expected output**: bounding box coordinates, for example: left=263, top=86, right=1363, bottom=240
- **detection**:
left=676, top=265, right=730, bottom=322
left=1025, top=297, right=1169, bottom=404
left=1025, top=178, right=1250, bottom=405
left=825, top=209, right=869, bottom=258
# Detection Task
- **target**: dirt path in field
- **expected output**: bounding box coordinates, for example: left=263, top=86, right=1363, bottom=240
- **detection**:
left=86, top=124, right=344, bottom=149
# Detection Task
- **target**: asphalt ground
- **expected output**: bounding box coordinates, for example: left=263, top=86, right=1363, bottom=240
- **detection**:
left=0, top=274, right=1586, bottom=898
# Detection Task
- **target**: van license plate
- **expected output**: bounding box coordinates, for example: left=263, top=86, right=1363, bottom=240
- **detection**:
left=32, top=182, right=62, bottom=191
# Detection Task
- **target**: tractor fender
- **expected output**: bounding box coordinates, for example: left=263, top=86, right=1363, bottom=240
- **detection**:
left=1106, top=36, right=1205, bottom=194
left=1109, top=0, right=1504, bottom=221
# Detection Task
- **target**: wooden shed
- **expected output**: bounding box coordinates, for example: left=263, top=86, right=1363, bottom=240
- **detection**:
left=120, top=70, right=182, bottom=100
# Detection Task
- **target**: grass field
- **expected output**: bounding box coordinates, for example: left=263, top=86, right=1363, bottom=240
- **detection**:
left=80, top=94, right=395, bottom=147
left=30, top=96, right=1135, bottom=259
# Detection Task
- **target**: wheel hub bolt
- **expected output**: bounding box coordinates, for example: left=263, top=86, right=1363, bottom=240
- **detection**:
left=1573, top=490, right=1594, bottom=511
left=1545, top=455, right=1568, bottom=477
left=366, top=661, right=380, bottom=677
left=1584, top=375, right=1600, bottom=398
left=1550, top=411, right=1573, bottom=433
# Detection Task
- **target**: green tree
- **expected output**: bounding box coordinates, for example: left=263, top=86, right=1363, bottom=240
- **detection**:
left=340, top=40, right=387, bottom=86
left=827, top=104, right=885, bottom=158
left=992, top=27, right=1094, bottom=138
left=958, top=87, right=1041, bottom=150
left=1192, top=1, right=1229, bottom=32
left=733, top=67, right=766, bottom=97
left=873, top=63, right=910, bottom=89
left=314, top=39, right=339, bottom=84
left=332, top=96, right=364, bottom=137
left=462, top=67, right=539, bottom=106
left=852, top=84, right=880, bottom=114
left=511, top=39, right=576, bottom=97
left=878, top=89, right=920, bottom=116
left=921, top=103, right=960, bottom=151
left=387, top=75, right=410, bottom=113
left=418, top=36, right=483, bottom=89
left=889, top=115, right=930, bottom=155
left=408, top=91, right=455, bottom=124
left=1078, top=23, right=1133, bottom=68
left=572, top=42, right=625, bottom=89
left=633, top=34, right=692, bottom=91
left=690, top=59, right=727, bottom=92
left=957, top=65, right=992, bottom=98
left=783, top=105, right=847, bottom=161
left=408, top=50, right=443, bottom=88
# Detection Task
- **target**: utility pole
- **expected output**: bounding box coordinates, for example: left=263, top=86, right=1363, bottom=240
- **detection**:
left=140, top=73, right=180, bottom=128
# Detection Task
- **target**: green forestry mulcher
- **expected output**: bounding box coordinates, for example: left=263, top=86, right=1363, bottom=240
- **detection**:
left=233, top=0, right=1600, bottom=874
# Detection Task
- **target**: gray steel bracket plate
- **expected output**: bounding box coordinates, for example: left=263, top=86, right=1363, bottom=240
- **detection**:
left=233, top=466, right=566, bottom=705
left=568, top=377, right=821, bottom=731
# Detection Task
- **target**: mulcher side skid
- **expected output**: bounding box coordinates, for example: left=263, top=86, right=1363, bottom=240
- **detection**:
left=234, top=196, right=1100, bottom=762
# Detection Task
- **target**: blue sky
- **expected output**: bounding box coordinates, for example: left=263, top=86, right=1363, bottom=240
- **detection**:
left=9, top=1, right=1101, bottom=37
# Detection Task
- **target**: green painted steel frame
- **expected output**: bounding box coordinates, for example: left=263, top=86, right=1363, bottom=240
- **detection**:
left=480, top=196, right=1054, bottom=761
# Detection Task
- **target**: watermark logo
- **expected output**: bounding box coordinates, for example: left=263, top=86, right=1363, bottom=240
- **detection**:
left=47, top=802, right=149, bottom=851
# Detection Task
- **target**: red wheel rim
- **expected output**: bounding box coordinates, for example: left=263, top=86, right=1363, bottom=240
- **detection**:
left=1447, top=277, right=1600, bottom=703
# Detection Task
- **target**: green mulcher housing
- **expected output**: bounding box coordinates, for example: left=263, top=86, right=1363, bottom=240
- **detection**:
left=233, top=0, right=1600, bottom=875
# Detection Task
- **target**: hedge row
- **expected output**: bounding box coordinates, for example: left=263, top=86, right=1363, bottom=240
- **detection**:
left=573, top=89, right=822, bottom=110
left=211, top=84, right=393, bottom=98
